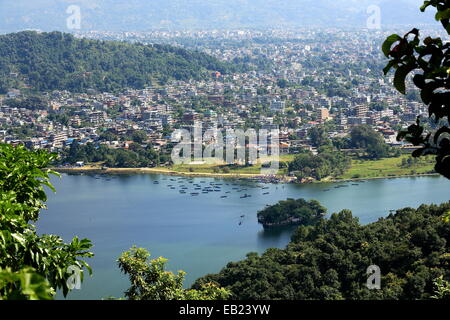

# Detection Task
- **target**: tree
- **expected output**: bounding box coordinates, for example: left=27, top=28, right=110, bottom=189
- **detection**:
left=193, top=203, right=450, bottom=300
left=4, top=96, right=49, bottom=111
left=350, top=125, right=390, bottom=159
left=277, top=79, right=288, bottom=88
left=0, top=144, right=93, bottom=299
left=382, top=1, right=450, bottom=178
left=58, top=142, right=161, bottom=168
left=117, top=246, right=230, bottom=300
left=131, top=130, right=148, bottom=144
left=257, top=198, right=326, bottom=227
left=332, top=136, right=350, bottom=150
left=431, top=276, right=450, bottom=299
left=288, top=149, right=350, bottom=181
left=308, top=126, right=331, bottom=148
left=99, top=131, right=119, bottom=142
left=0, top=31, right=249, bottom=93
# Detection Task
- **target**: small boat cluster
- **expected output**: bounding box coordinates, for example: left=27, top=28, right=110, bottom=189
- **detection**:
left=321, top=180, right=366, bottom=192
left=153, top=176, right=275, bottom=199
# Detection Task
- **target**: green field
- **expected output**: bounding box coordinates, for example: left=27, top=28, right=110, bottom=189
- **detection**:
left=164, top=154, right=435, bottom=179
left=336, top=155, right=436, bottom=180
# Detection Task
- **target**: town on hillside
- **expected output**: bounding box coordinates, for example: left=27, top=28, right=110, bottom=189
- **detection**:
left=0, top=29, right=438, bottom=172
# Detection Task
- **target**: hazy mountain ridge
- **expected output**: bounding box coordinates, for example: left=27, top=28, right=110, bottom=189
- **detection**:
left=0, top=0, right=437, bottom=33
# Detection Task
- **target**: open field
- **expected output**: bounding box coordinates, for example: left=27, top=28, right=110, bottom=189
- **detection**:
left=164, top=154, right=435, bottom=180
left=336, top=155, right=436, bottom=180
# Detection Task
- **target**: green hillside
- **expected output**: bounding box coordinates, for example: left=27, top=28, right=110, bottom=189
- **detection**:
left=193, top=202, right=450, bottom=300
left=0, top=31, right=246, bottom=93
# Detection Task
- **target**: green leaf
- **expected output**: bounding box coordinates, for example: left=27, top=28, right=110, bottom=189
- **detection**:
left=394, top=64, right=415, bottom=94
left=382, top=34, right=402, bottom=57
left=412, top=149, right=424, bottom=157
left=420, top=1, right=431, bottom=12
left=11, top=233, right=26, bottom=247
left=433, top=127, right=450, bottom=145
left=383, top=60, right=397, bottom=75
left=0, top=144, right=93, bottom=299
left=413, top=74, right=425, bottom=88
left=39, top=180, right=56, bottom=193
left=443, top=211, right=450, bottom=223
left=435, top=8, right=450, bottom=21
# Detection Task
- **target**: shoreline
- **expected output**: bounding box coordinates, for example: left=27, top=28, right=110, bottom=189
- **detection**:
left=50, top=166, right=439, bottom=183
left=50, top=166, right=285, bottom=180
left=325, top=172, right=439, bottom=183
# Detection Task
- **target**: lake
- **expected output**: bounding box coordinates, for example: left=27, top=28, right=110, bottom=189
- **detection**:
left=36, top=173, right=450, bottom=300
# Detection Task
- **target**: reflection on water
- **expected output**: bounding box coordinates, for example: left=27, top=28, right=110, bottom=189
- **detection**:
left=257, top=225, right=297, bottom=245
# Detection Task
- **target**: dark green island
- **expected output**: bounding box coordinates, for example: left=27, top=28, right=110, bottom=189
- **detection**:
left=257, top=198, right=327, bottom=228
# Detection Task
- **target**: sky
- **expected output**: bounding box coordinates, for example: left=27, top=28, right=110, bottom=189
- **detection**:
left=0, top=0, right=437, bottom=33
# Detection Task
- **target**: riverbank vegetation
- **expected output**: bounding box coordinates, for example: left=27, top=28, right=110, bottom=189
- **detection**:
left=57, top=140, right=165, bottom=168
left=54, top=152, right=436, bottom=182
left=193, top=202, right=450, bottom=299
left=348, top=125, right=398, bottom=160
left=288, top=147, right=351, bottom=181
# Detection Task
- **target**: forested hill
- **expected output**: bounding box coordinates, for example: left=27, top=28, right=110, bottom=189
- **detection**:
left=0, top=31, right=247, bottom=93
left=193, top=202, right=450, bottom=299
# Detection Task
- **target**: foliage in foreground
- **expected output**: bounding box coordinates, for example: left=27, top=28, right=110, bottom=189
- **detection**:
left=193, top=202, right=450, bottom=300
left=118, top=246, right=230, bottom=300
left=383, top=0, right=450, bottom=179
left=0, top=144, right=93, bottom=299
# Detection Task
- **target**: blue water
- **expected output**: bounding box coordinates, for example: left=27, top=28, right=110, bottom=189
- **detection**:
left=36, top=174, right=450, bottom=299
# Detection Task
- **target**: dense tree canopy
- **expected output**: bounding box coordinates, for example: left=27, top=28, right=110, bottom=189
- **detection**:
left=308, top=126, right=331, bottom=148
left=193, top=202, right=450, bottom=300
left=257, top=198, right=326, bottom=227
left=288, top=148, right=350, bottom=181
left=3, top=96, right=49, bottom=111
left=0, top=31, right=248, bottom=93
left=118, top=246, right=230, bottom=300
left=350, top=125, right=391, bottom=159
left=59, top=141, right=161, bottom=168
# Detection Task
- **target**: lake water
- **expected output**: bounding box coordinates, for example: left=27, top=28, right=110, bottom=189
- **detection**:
left=36, top=173, right=450, bottom=300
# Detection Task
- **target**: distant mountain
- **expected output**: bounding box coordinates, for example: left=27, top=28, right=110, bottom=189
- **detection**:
left=0, top=0, right=437, bottom=33
left=0, top=31, right=245, bottom=93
